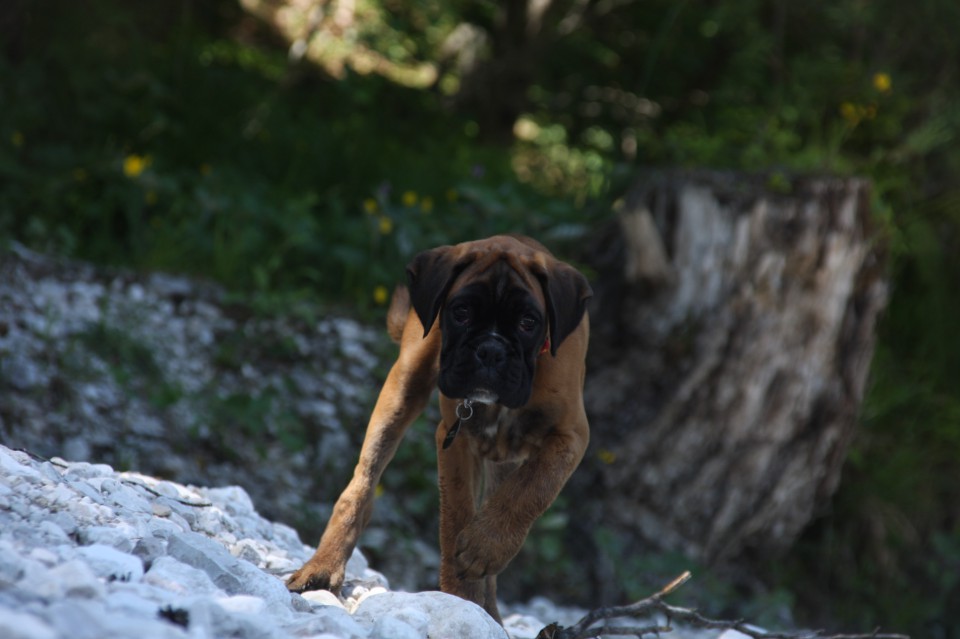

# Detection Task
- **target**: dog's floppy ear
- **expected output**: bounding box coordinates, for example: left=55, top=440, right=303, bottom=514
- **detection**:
left=536, top=262, right=592, bottom=356
left=406, top=246, right=469, bottom=337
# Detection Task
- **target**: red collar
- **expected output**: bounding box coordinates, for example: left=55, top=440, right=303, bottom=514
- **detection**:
left=539, top=338, right=551, bottom=356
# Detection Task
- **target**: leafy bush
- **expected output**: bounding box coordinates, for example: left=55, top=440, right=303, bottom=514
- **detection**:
left=0, top=1, right=602, bottom=313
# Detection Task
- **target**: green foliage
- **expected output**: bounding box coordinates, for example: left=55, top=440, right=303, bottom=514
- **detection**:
left=198, top=386, right=308, bottom=455
left=793, top=192, right=960, bottom=633
left=0, top=1, right=597, bottom=312
left=72, top=316, right=325, bottom=464
left=76, top=322, right=178, bottom=407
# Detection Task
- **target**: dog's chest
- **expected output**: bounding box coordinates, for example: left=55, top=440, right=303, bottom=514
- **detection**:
left=464, top=405, right=552, bottom=462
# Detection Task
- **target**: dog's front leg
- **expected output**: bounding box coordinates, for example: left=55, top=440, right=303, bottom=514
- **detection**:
left=287, top=315, right=439, bottom=594
left=436, top=425, right=489, bottom=613
left=453, top=422, right=589, bottom=584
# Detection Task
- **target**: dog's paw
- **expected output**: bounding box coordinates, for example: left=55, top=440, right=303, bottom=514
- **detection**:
left=285, top=559, right=345, bottom=594
left=454, top=519, right=523, bottom=580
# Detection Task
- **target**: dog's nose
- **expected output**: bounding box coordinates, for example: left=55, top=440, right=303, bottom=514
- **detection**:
left=475, top=340, right=507, bottom=369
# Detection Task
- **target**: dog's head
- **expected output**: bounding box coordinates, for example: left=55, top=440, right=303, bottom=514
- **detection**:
left=406, top=235, right=591, bottom=409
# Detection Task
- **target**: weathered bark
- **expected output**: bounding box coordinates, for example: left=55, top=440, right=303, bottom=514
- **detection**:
left=581, top=170, right=888, bottom=562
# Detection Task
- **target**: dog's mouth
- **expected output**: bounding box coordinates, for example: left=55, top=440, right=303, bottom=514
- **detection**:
left=467, top=389, right=499, bottom=405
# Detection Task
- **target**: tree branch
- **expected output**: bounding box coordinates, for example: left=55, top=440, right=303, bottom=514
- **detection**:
left=536, top=571, right=910, bottom=639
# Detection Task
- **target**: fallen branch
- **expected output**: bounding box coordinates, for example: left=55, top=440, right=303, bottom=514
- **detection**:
left=536, top=571, right=909, bottom=639
left=120, top=478, right=213, bottom=508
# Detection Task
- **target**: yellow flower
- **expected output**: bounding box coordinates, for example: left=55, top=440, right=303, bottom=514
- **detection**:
left=373, top=285, right=389, bottom=305
left=420, top=196, right=434, bottom=214
left=123, top=154, right=150, bottom=178
left=375, top=484, right=385, bottom=498
left=873, top=72, right=892, bottom=94
left=597, top=449, right=617, bottom=465
left=11, top=131, right=24, bottom=147
left=363, top=198, right=378, bottom=214
left=839, top=102, right=860, bottom=125
left=378, top=215, right=393, bottom=235
left=402, top=190, right=418, bottom=207
left=446, top=188, right=459, bottom=202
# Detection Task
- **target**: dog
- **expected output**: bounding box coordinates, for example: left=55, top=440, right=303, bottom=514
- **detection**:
left=286, top=235, right=592, bottom=622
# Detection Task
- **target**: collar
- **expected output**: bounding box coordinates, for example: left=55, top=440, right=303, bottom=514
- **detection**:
left=539, top=337, right=551, bottom=356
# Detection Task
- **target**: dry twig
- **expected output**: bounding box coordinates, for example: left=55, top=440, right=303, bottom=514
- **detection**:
left=535, top=571, right=909, bottom=639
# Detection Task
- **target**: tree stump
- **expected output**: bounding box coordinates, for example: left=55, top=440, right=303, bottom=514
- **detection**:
left=581, top=170, right=888, bottom=562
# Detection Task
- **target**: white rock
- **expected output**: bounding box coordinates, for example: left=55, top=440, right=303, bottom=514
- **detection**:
left=0, top=442, right=610, bottom=639
left=131, top=536, right=167, bottom=567
left=25, top=559, right=105, bottom=600
left=62, top=461, right=115, bottom=480
left=0, top=550, right=49, bottom=592
left=0, top=448, right=43, bottom=480
left=0, top=539, right=27, bottom=584
left=0, top=610, right=58, bottom=639
left=147, top=513, right=188, bottom=538
left=346, top=545, right=369, bottom=574
left=354, top=591, right=508, bottom=639
left=37, top=461, right=65, bottom=483
left=29, top=547, right=60, bottom=567
left=77, top=523, right=139, bottom=552
left=378, top=606, right=431, bottom=636
left=76, top=544, right=144, bottom=582
left=371, top=615, right=422, bottom=639
left=144, top=555, right=223, bottom=596
left=203, top=485, right=256, bottom=517
left=194, top=506, right=229, bottom=536
left=300, top=589, right=346, bottom=610
left=155, top=496, right=198, bottom=527
left=65, top=480, right=102, bottom=503
left=105, top=585, right=172, bottom=618
left=231, top=540, right=263, bottom=564
left=503, top=614, right=551, bottom=639
left=47, top=511, right=78, bottom=537
left=68, top=497, right=112, bottom=523
left=42, top=600, right=109, bottom=639
left=165, top=530, right=294, bottom=609
left=104, top=482, right=153, bottom=514
left=33, top=520, right=72, bottom=545
left=262, top=551, right=299, bottom=574
left=506, top=595, right=587, bottom=628
left=361, top=567, right=390, bottom=587
left=47, top=598, right=186, bottom=639
left=214, top=594, right=267, bottom=615
left=281, top=605, right=370, bottom=639
left=7, top=497, right=31, bottom=519
left=187, top=597, right=288, bottom=639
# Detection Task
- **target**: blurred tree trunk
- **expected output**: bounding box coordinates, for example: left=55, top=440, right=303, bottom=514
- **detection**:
left=581, top=171, right=888, bottom=563
left=451, top=0, right=590, bottom=141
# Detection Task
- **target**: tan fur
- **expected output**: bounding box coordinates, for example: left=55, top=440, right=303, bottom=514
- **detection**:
left=385, top=285, right=410, bottom=344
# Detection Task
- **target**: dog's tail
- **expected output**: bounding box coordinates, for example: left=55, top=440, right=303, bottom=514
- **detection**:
left=386, top=285, right=411, bottom=344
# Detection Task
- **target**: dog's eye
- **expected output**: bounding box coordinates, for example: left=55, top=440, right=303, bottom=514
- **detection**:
left=518, top=314, right=538, bottom=332
left=450, top=305, right=471, bottom=325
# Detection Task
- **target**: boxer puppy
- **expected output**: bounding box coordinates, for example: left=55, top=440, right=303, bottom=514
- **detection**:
left=287, top=235, right=592, bottom=622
